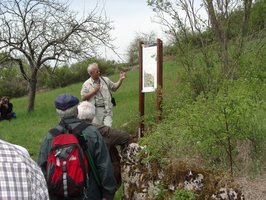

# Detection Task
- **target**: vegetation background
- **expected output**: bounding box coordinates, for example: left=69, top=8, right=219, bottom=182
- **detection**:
left=0, top=0, right=266, bottom=199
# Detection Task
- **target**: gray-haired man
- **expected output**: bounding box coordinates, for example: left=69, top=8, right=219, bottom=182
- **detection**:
left=80, top=63, right=126, bottom=127
left=77, top=101, right=137, bottom=188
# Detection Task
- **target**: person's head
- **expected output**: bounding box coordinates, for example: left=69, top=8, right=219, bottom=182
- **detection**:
left=77, top=101, right=96, bottom=122
left=55, top=94, right=79, bottom=119
left=87, top=63, right=100, bottom=80
left=1, top=96, right=9, bottom=104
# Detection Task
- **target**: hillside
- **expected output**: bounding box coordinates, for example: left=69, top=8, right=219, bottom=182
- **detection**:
left=0, top=50, right=265, bottom=199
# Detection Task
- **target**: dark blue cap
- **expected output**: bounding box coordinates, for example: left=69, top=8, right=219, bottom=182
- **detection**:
left=55, top=94, right=79, bottom=111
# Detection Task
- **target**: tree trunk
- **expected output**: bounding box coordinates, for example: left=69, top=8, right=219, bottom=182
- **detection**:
left=222, top=32, right=230, bottom=78
left=27, top=71, right=38, bottom=112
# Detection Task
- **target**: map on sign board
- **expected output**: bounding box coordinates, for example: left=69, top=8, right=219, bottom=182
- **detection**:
left=142, top=45, right=157, bottom=93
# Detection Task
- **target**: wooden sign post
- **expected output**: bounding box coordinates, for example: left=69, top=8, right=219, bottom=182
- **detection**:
left=138, top=39, right=163, bottom=137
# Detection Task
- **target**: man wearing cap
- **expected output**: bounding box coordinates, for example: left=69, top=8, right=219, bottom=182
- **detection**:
left=80, top=63, right=126, bottom=127
left=37, top=93, right=117, bottom=200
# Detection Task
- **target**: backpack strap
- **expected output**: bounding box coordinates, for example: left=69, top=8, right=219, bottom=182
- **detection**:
left=72, top=122, right=91, bottom=135
left=49, top=120, right=90, bottom=136
left=101, top=77, right=113, bottom=98
left=72, top=122, right=102, bottom=187
left=59, top=119, right=74, bottom=132
left=49, top=119, right=73, bottom=136
left=49, top=127, right=63, bottom=136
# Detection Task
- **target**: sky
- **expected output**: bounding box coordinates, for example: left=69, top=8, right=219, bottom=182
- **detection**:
left=68, top=0, right=165, bottom=62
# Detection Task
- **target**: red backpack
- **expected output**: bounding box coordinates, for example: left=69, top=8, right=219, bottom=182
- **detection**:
left=46, top=122, right=90, bottom=198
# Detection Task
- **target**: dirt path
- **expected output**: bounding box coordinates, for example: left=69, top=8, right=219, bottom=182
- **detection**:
left=235, top=173, right=266, bottom=200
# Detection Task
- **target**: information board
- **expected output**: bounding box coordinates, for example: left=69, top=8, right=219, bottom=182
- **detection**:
left=142, top=45, right=157, bottom=93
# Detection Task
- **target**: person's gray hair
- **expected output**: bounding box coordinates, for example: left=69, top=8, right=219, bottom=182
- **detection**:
left=77, top=101, right=96, bottom=121
left=87, top=63, right=98, bottom=75
left=56, top=105, right=78, bottom=119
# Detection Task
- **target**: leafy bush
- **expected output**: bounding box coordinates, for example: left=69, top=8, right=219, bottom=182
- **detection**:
left=153, top=184, right=196, bottom=200
left=0, top=79, right=28, bottom=97
left=38, top=58, right=118, bottom=89
left=249, top=1, right=266, bottom=32
left=170, top=189, right=196, bottom=200
left=177, top=77, right=265, bottom=171
left=0, top=67, right=28, bottom=97
left=153, top=183, right=168, bottom=199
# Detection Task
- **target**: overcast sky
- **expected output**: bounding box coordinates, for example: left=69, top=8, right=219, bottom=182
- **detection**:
left=68, top=0, right=165, bottom=62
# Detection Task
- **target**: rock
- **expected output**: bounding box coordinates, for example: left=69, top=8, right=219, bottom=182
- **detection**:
left=120, top=143, right=246, bottom=200
left=211, top=188, right=245, bottom=200
left=184, top=170, right=204, bottom=191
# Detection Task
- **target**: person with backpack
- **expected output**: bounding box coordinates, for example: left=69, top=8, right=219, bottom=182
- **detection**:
left=77, top=101, right=137, bottom=188
left=80, top=62, right=126, bottom=127
left=37, top=93, right=117, bottom=200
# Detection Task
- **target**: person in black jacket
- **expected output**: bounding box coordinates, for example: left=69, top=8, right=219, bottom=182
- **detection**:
left=0, top=96, right=16, bottom=121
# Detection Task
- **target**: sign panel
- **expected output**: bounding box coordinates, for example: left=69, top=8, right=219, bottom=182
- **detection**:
left=142, top=45, right=157, bottom=92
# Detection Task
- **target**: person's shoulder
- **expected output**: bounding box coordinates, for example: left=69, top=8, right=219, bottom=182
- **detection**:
left=84, top=123, right=98, bottom=132
left=12, top=144, right=30, bottom=157
left=0, top=139, right=30, bottom=161
left=101, top=76, right=113, bottom=85
left=101, top=76, right=110, bottom=81
left=82, top=77, right=93, bottom=85
left=44, top=124, right=63, bottom=140
left=82, top=124, right=101, bottom=137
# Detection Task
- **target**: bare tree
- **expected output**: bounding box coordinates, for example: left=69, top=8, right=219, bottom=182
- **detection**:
left=204, top=0, right=252, bottom=78
left=0, top=0, right=114, bottom=112
left=148, top=0, right=253, bottom=79
left=148, top=0, right=216, bottom=96
left=127, top=31, right=157, bottom=65
left=148, top=0, right=254, bottom=176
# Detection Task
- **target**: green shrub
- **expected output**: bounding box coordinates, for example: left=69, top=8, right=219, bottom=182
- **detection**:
left=170, top=189, right=196, bottom=200
left=176, top=77, right=266, bottom=174
left=0, top=67, right=28, bottom=97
